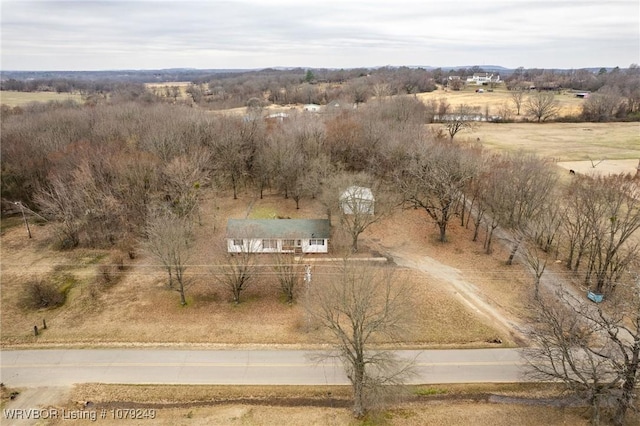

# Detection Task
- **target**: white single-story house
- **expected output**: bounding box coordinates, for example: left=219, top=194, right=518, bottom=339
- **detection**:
left=303, top=103, right=321, bottom=112
left=466, top=73, right=500, bottom=85
left=265, top=112, right=289, bottom=122
left=226, top=219, right=331, bottom=254
left=340, top=186, right=375, bottom=215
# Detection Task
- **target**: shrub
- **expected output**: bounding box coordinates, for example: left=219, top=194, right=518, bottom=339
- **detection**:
left=21, top=278, right=66, bottom=309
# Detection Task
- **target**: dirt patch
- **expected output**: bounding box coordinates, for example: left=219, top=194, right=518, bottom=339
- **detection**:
left=557, top=159, right=639, bottom=176
left=1, top=386, right=71, bottom=426
left=364, top=208, right=531, bottom=346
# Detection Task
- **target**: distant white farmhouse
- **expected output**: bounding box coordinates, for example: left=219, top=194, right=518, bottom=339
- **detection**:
left=226, top=219, right=330, bottom=254
left=466, top=73, right=500, bottom=85
left=340, top=186, right=375, bottom=215
left=303, top=103, right=321, bottom=112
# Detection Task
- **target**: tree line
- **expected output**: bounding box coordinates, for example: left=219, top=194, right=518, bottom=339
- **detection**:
left=4, top=65, right=638, bottom=119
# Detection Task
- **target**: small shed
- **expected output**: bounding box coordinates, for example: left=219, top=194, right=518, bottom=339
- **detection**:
left=340, top=186, right=375, bottom=215
left=226, top=219, right=330, bottom=254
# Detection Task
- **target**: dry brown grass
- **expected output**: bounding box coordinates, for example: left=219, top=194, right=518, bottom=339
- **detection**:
left=0, top=90, right=83, bottom=106
left=556, top=159, right=640, bottom=176
left=57, top=383, right=593, bottom=425
left=417, top=86, right=585, bottom=117
left=468, top=122, right=640, bottom=161
left=144, top=82, right=192, bottom=101
left=1, top=190, right=515, bottom=348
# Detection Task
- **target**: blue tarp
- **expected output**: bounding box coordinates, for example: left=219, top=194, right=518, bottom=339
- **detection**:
left=587, top=291, right=604, bottom=303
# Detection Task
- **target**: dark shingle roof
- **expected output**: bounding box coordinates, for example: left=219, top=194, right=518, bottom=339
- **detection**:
left=226, top=219, right=330, bottom=239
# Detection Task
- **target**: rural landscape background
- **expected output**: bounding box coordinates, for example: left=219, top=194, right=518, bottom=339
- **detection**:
left=1, top=62, right=640, bottom=425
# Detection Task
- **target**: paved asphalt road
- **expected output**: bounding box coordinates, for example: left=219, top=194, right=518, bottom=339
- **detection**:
left=0, top=348, right=525, bottom=387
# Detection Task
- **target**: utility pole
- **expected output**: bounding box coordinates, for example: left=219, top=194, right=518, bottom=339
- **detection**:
left=15, top=201, right=32, bottom=239
left=304, top=264, right=312, bottom=329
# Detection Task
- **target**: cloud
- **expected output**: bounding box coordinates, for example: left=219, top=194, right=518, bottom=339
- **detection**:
left=1, top=0, right=638, bottom=70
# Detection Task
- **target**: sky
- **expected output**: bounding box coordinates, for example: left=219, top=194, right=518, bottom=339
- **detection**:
left=1, top=0, right=639, bottom=71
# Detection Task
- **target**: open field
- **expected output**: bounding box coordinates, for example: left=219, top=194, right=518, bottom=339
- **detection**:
left=556, top=159, right=640, bottom=176
left=417, top=86, right=585, bottom=117
left=1, top=189, right=524, bottom=348
left=445, top=122, right=640, bottom=162
left=145, top=82, right=192, bottom=100
left=0, top=90, right=83, bottom=106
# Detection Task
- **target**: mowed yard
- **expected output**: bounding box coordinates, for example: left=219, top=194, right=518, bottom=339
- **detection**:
left=1, top=187, right=525, bottom=348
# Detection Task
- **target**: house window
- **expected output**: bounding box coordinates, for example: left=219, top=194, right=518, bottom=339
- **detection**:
left=309, top=239, right=325, bottom=246
left=233, top=239, right=243, bottom=247
left=262, top=239, right=278, bottom=249
left=283, top=239, right=296, bottom=247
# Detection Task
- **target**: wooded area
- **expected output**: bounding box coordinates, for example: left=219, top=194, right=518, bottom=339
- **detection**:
left=1, top=66, right=639, bottom=422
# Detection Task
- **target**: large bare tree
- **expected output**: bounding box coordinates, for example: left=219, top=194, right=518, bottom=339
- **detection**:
left=525, top=276, right=640, bottom=426
left=525, top=92, right=560, bottom=122
left=272, top=251, right=306, bottom=304
left=306, top=261, right=415, bottom=418
left=582, top=175, right=640, bottom=295
left=396, top=140, right=475, bottom=242
left=509, top=83, right=528, bottom=116
left=582, top=86, right=624, bottom=121
left=214, top=239, right=257, bottom=304
left=477, top=152, right=557, bottom=260
left=441, top=104, right=478, bottom=140
left=143, top=207, right=192, bottom=306
left=162, top=148, right=210, bottom=220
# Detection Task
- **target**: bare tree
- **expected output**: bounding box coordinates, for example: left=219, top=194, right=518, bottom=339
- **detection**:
left=509, top=84, right=527, bottom=116
left=582, top=175, right=640, bottom=295
left=209, top=116, right=252, bottom=199
left=322, top=172, right=396, bottom=252
left=35, top=155, right=127, bottom=249
left=562, top=177, right=596, bottom=272
left=525, top=277, right=640, bottom=426
left=272, top=252, right=305, bottom=304
left=396, top=140, right=475, bottom=242
left=214, top=239, right=257, bottom=304
left=525, top=92, right=560, bottom=122
left=478, top=152, right=557, bottom=260
left=143, top=207, right=192, bottom=305
left=306, top=261, right=415, bottom=418
left=441, top=104, right=478, bottom=140
left=35, top=175, right=83, bottom=248
left=162, top=148, right=210, bottom=220
left=582, top=86, right=624, bottom=122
